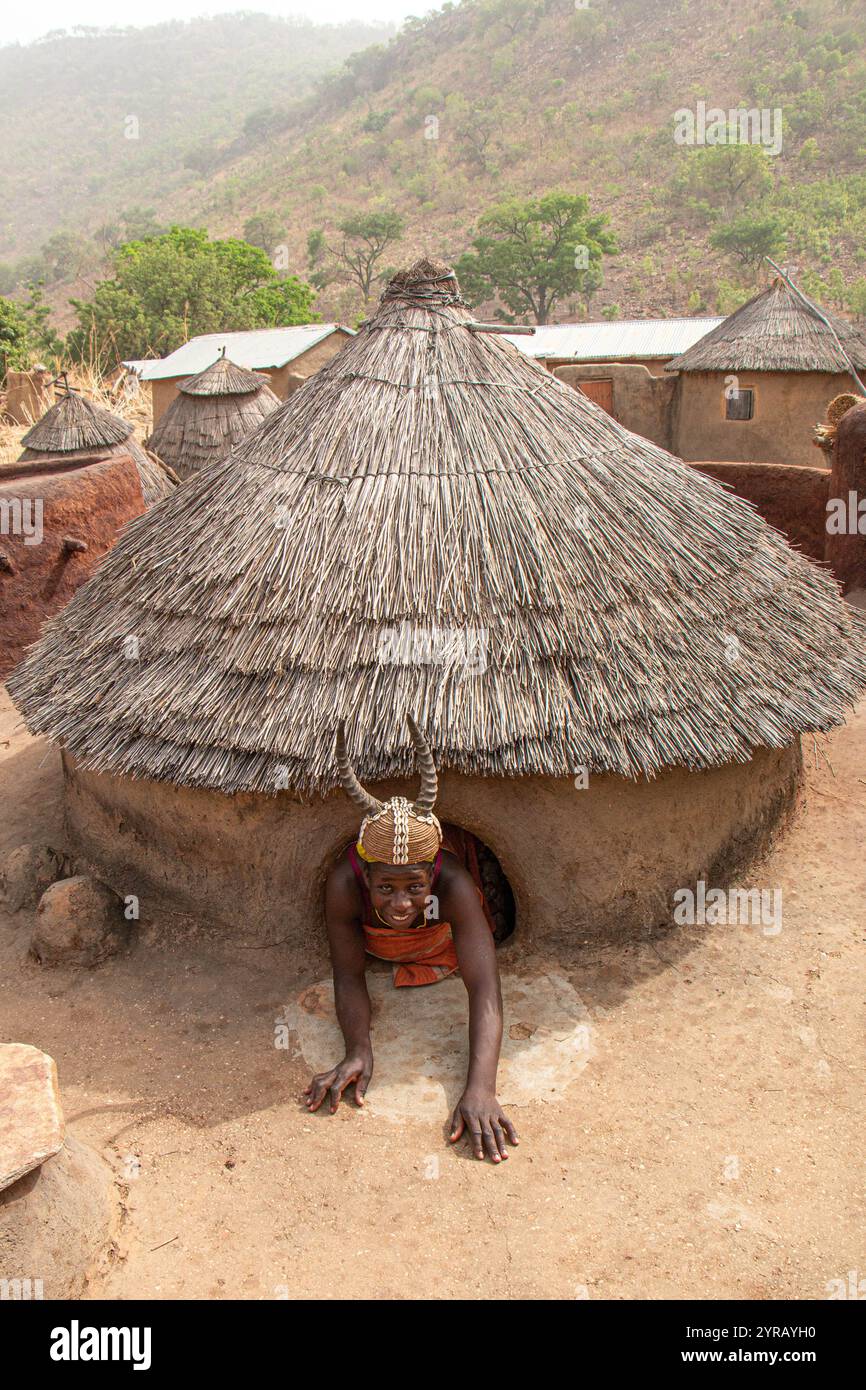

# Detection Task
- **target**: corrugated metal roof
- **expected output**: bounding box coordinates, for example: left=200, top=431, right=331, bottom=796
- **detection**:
left=505, top=317, right=723, bottom=362
left=137, top=324, right=353, bottom=381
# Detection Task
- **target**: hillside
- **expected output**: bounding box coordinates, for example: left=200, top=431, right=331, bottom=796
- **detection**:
left=178, top=0, right=866, bottom=321
left=0, top=14, right=393, bottom=259
left=3, top=0, right=866, bottom=328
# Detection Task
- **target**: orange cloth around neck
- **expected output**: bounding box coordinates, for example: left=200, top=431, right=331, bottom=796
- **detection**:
left=362, top=918, right=459, bottom=988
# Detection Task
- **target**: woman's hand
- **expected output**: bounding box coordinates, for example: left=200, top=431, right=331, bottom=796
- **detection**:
left=449, top=1089, right=519, bottom=1163
left=303, top=1050, right=373, bottom=1114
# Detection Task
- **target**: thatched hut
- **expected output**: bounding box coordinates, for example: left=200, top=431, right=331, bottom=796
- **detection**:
left=146, top=354, right=279, bottom=481
left=0, top=451, right=148, bottom=679
left=8, top=260, right=866, bottom=950
left=140, top=324, right=353, bottom=426
left=667, top=277, right=866, bottom=467
left=18, top=390, right=175, bottom=506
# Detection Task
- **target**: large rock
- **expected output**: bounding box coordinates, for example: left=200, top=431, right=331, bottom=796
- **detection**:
left=0, top=1044, right=114, bottom=1298
left=31, top=876, right=128, bottom=968
left=0, top=844, right=64, bottom=912
left=0, top=1134, right=114, bottom=1299
left=0, top=1044, right=65, bottom=1192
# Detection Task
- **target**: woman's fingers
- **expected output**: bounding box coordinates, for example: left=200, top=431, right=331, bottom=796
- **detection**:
left=449, top=1110, right=465, bottom=1142
left=354, top=1072, right=370, bottom=1107
left=499, top=1112, right=519, bottom=1146
left=329, top=1067, right=358, bottom=1113
left=480, top=1120, right=501, bottom=1163
left=491, top=1121, right=509, bottom=1160
left=305, top=1070, right=336, bottom=1112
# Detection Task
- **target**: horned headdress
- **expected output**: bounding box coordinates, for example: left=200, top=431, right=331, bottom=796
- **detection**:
left=336, top=715, right=443, bottom=865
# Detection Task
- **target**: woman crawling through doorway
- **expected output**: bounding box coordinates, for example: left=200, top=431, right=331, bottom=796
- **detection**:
left=303, top=715, right=519, bottom=1165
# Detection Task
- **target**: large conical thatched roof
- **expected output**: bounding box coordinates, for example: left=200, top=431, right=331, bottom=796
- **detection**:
left=9, top=259, right=866, bottom=795
left=146, top=354, right=279, bottom=481
left=666, top=277, right=866, bottom=374
left=19, top=391, right=175, bottom=506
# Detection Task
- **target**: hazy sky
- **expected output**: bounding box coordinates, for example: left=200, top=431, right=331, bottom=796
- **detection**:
left=3, top=2, right=419, bottom=47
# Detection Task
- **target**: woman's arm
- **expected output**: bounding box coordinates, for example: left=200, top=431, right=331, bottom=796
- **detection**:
left=445, top=866, right=519, bottom=1163
left=303, top=864, right=373, bottom=1114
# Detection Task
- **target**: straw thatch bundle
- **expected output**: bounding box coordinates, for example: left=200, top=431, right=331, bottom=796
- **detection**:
left=667, top=278, right=866, bottom=374
left=9, top=259, right=866, bottom=796
left=813, top=392, right=866, bottom=453
left=19, top=391, right=176, bottom=506
left=146, top=355, right=279, bottom=481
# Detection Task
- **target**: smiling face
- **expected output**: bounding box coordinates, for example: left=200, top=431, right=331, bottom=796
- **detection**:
left=364, top=861, right=434, bottom=928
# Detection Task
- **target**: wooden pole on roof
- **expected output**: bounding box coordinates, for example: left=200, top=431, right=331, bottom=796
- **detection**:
left=765, top=257, right=866, bottom=395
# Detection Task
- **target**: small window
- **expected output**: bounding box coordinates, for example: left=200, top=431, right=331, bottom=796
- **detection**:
left=725, top=387, right=754, bottom=421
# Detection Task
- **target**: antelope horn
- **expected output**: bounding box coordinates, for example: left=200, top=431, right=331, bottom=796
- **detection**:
left=407, top=714, right=438, bottom=814
left=335, top=721, right=383, bottom=817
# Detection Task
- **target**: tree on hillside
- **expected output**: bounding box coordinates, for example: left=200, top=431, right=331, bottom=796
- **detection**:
left=97, top=208, right=167, bottom=253
left=476, top=0, right=537, bottom=41
left=669, top=145, right=774, bottom=223
left=244, top=213, right=287, bottom=255
left=243, top=105, right=287, bottom=142
left=38, top=231, right=100, bottom=285
left=67, top=227, right=317, bottom=365
left=0, top=294, right=31, bottom=379
left=19, top=282, right=63, bottom=360
left=847, top=279, right=866, bottom=323
left=307, top=211, right=404, bottom=307
left=710, top=212, right=787, bottom=270
left=445, top=93, right=502, bottom=173
left=455, top=192, right=618, bottom=324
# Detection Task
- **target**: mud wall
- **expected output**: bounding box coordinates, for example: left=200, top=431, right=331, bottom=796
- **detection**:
left=689, top=460, right=831, bottom=562
left=544, top=355, right=670, bottom=377
left=826, top=400, right=866, bottom=594
left=4, top=368, right=53, bottom=426
left=0, top=454, right=145, bottom=678
left=555, top=362, right=678, bottom=449
left=673, top=369, right=852, bottom=467
left=63, top=742, right=802, bottom=959
left=266, top=331, right=353, bottom=399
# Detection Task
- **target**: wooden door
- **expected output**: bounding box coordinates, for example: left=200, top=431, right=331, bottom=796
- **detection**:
left=577, top=378, right=614, bottom=416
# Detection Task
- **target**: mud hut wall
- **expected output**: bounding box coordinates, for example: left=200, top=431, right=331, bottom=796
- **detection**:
left=688, top=460, right=831, bottom=564
left=0, top=455, right=145, bottom=678
left=265, top=331, right=353, bottom=399
left=554, top=363, right=678, bottom=449
left=673, top=370, right=852, bottom=467
left=4, top=369, right=53, bottom=426
left=63, top=744, right=801, bottom=955
left=546, top=355, right=669, bottom=377
left=826, top=400, right=866, bottom=593
left=149, top=379, right=179, bottom=428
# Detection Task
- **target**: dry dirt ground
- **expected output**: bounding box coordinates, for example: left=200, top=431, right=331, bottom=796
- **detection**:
left=1, top=682, right=864, bottom=1301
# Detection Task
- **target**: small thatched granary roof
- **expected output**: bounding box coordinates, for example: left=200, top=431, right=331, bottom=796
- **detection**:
left=666, top=277, right=866, bottom=374
left=19, top=391, right=175, bottom=506
left=9, top=259, right=866, bottom=795
left=146, top=354, right=279, bottom=481
left=177, top=355, right=271, bottom=396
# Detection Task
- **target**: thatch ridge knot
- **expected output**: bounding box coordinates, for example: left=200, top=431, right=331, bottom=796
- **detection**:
left=380, top=258, right=466, bottom=309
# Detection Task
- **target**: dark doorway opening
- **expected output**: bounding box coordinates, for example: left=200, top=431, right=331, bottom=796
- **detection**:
left=441, top=822, right=516, bottom=945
